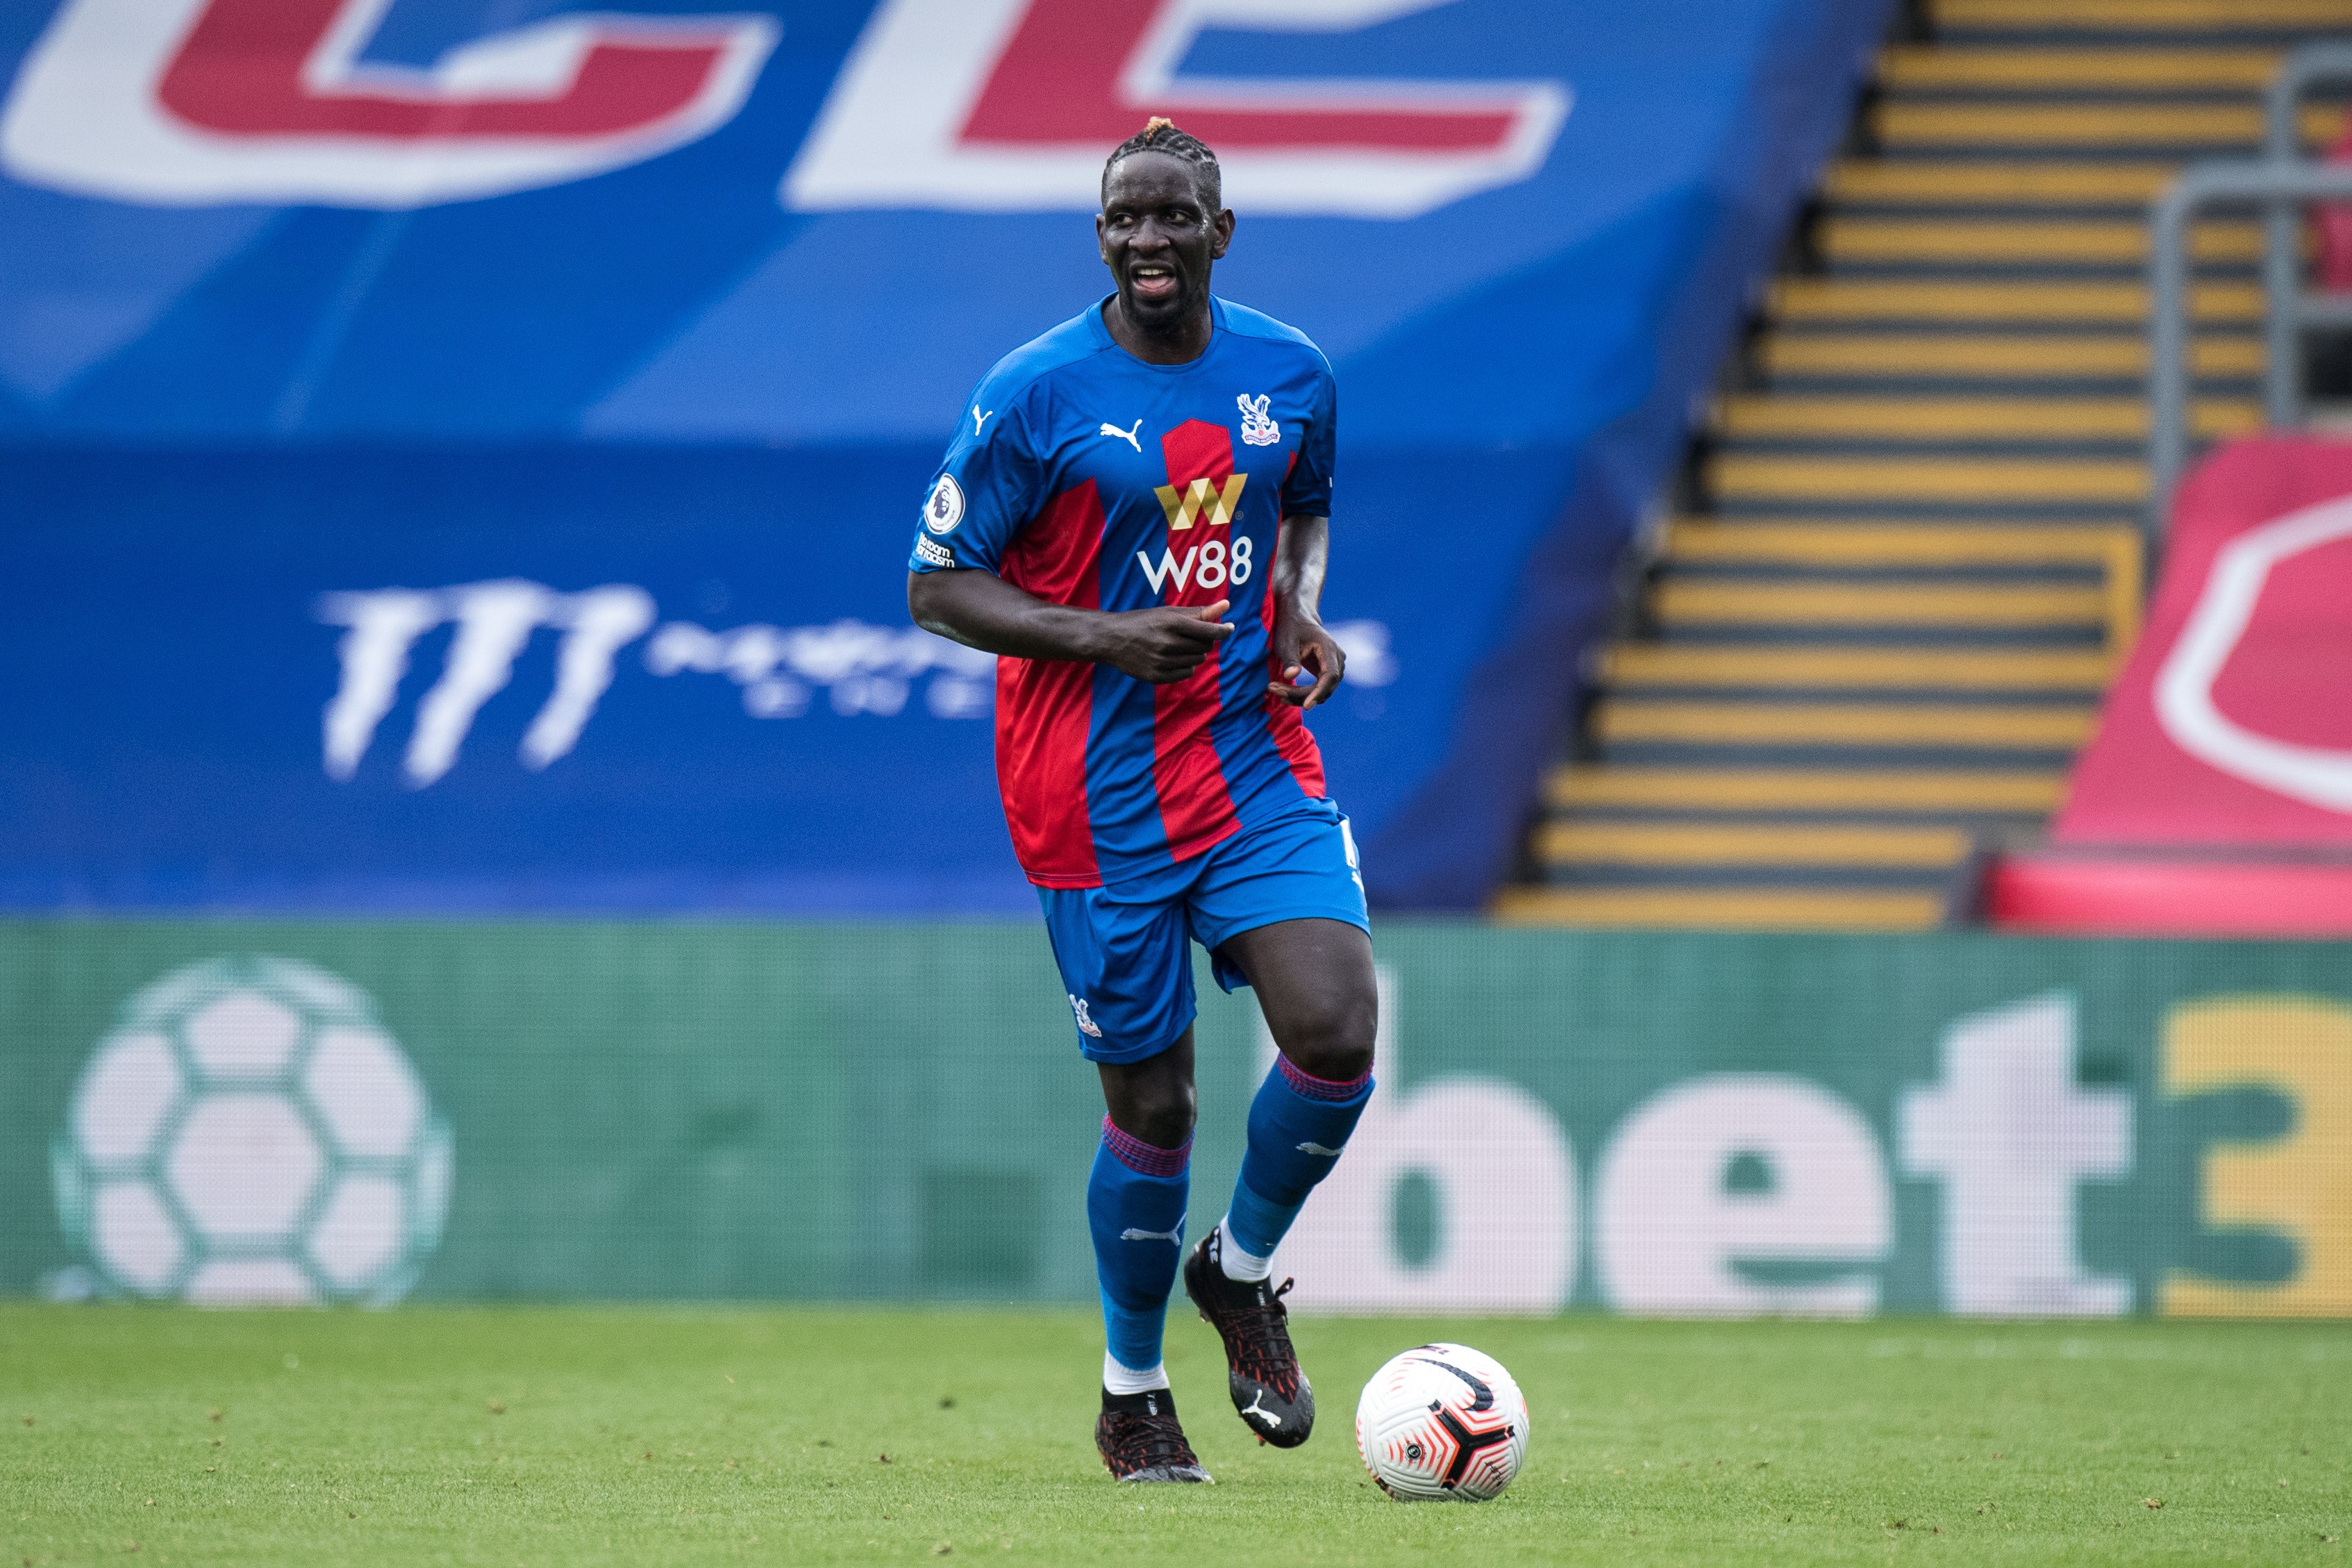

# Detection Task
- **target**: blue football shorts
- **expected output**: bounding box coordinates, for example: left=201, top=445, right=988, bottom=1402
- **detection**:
left=1037, top=799, right=1369, bottom=1064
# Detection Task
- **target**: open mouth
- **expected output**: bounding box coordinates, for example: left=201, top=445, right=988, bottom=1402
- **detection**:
left=1129, top=262, right=1178, bottom=303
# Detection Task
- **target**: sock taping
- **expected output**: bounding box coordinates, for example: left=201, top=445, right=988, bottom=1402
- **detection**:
left=1101, top=1115, right=1191, bottom=1177
left=1276, top=1056, right=1373, bottom=1103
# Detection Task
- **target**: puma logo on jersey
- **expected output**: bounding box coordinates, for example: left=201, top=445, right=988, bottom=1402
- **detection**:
left=1099, top=419, right=1142, bottom=451
left=972, top=406, right=994, bottom=435
left=1237, top=394, right=1281, bottom=447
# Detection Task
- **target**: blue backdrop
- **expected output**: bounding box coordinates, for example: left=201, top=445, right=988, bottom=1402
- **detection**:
left=0, top=0, right=1888, bottom=911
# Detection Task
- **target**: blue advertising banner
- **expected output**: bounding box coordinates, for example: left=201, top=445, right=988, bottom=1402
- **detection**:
left=0, top=0, right=1889, bottom=910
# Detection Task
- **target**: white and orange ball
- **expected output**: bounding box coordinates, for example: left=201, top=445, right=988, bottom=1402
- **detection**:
left=1355, top=1343, right=1528, bottom=1502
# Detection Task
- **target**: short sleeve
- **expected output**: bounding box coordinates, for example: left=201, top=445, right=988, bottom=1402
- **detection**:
left=908, top=389, right=1046, bottom=576
left=1278, top=364, right=1336, bottom=519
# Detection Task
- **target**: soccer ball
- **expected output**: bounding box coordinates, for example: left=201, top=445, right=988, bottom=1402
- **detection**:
left=51, top=955, right=452, bottom=1306
left=1356, top=1343, right=1529, bottom=1502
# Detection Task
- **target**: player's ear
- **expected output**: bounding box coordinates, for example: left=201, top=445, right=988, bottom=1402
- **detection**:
left=1096, top=210, right=1113, bottom=265
left=1210, top=207, right=1235, bottom=260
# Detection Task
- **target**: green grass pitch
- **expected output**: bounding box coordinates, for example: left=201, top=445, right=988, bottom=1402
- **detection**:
left=6, top=1305, right=2350, bottom=1566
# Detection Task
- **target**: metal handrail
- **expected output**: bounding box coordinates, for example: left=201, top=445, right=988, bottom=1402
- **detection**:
left=2146, top=161, right=2352, bottom=544
left=2260, top=43, right=2352, bottom=426
left=2263, top=42, right=2352, bottom=158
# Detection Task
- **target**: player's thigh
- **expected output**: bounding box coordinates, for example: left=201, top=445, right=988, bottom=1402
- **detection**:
left=1188, top=811, right=1376, bottom=1078
left=1037, top=884, right=1199, bottom=1066
left=1219, top=919, right=1376, bottom=1079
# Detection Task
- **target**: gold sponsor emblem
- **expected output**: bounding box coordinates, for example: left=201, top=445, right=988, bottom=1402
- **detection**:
left=1153, top=474, right=1246, bottom=531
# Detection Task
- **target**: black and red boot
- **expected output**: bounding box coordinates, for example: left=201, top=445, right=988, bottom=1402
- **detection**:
left=1183, top=1226, right=1314, bottom=1448
left=1095, top=1387, right=1212, bottom=1483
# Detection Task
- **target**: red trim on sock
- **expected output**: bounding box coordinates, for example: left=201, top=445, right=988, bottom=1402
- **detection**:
left=1101, top=1116, right=1192, bottom=1177
left=1275, top=1056, right=1372, bottom=1103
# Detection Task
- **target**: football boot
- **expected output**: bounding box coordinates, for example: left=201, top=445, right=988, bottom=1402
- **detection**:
left=1095, top=1388, right=1212, bottom=1483
left=1183, top=1227, right=1314, bottom=1447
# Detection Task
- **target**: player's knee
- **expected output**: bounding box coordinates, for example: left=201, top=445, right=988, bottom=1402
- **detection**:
left=1119, top=1079, right=1197, bottom=1150
left=1276, top=989, right=1375, bottom=1083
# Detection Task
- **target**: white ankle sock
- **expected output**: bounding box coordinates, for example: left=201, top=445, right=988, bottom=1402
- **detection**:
left=1102, top=1353, right=1171, bottom=1395
left=1217, top=1219, right=1272, bottom=1283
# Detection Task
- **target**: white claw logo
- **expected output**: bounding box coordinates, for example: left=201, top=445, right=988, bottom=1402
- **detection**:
left=320, top=580, right=655, bottom=787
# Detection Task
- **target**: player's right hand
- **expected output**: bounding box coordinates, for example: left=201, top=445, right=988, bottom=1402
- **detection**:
left=1100, top=599, right=1233, bottom=683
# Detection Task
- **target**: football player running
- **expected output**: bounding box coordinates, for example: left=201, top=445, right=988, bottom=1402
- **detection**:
left=907, top=119, right=1378, bottom=1484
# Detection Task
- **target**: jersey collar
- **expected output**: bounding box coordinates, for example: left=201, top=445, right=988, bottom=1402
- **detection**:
left=1088, top=294, right=1228, bottom=372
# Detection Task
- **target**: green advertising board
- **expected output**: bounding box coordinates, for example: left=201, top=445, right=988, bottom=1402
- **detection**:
left=3, top=920, right=2348, bottom=1317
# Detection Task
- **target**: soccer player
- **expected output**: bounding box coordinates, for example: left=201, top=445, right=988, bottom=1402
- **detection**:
left=906, top=119, right=1378, bottom=1485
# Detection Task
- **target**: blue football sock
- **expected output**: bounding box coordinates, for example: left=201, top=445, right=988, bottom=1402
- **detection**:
left=1087, top=1116, right=1190, bottom=1379
left=1224, top=1056, right=1374, bottom=1265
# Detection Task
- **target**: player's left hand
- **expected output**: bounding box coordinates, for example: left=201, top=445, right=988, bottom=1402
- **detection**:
left=1269, top=614, right=1344, bottom=709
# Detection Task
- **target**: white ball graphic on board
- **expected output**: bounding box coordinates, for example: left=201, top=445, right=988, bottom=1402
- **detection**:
left=51, top=955, right=452, bottom=1305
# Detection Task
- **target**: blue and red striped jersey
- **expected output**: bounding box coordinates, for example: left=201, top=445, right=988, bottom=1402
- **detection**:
left=908, top=296, right=1338, bottom=889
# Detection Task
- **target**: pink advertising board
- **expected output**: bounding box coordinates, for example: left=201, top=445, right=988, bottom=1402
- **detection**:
left=2056, top=436, right=2352, bottom=848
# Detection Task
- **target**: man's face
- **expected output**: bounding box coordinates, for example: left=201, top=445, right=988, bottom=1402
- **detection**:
left=1096, top=151, right=1233, bottom=332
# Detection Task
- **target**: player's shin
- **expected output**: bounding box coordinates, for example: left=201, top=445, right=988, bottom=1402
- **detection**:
left=1087, top=1116, right=1190, bottom=1390
left=1219, top=1056, right=1373, bottom=1281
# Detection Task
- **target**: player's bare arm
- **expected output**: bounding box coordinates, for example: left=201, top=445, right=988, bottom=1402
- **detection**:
left=908, top=568, right=1233, bottom=685
left=1267, top=512, right=1344, bottom=708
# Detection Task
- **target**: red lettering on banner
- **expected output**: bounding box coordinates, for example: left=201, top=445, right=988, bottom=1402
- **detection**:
left=783, top=0, right=1569, bottom=218
left=962, top=0, right=1518, bottom=154
left=158, top=0, right=733, bottom=140
left=1, top=0, right=777, bottom=208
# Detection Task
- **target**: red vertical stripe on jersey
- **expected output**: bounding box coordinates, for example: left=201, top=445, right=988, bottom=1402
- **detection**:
left=997, top=481, right=1103, bottom=886
left=1151, top=419, right=1242, bottom=858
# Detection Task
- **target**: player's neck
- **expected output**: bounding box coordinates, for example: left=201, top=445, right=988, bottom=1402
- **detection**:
left=1103, top=297, right=1213, bottom=366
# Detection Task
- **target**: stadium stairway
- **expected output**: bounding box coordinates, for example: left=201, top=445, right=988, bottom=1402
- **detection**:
left=1499, top=0, right=2352, bottom=931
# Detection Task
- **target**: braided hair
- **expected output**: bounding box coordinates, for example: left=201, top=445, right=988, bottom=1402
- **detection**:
left=1101, top=116, right=1222, bottom=208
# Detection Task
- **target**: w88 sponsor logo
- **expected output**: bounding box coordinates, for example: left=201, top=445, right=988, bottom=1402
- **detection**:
left=1136, top=535, right=1253, bottom=596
